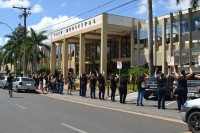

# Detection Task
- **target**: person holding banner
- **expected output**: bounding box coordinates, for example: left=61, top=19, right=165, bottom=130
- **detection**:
left=173, top=66, right=193, bottom=112
left=119, top=74, right=129, bottom=104
left=110, top=74, right=119, bottom=102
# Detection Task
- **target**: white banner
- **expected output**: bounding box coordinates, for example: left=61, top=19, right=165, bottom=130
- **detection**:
left=117, top=61, right=122, bottom=69
left=167, top=56, right=174, bottom=66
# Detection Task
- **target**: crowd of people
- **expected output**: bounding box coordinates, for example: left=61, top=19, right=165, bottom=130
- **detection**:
left=6, top=66, right=200, bottom=113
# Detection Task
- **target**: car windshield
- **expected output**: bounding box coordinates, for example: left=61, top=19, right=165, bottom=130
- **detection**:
left=22, top=78, right=34, bottom=82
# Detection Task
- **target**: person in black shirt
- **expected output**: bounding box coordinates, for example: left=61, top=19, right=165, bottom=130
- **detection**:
left=7, top=73, right=14, bottom=98
left=97, top=71, right=105, bottom=100
left=110, top=74, right=119, bottom=102
left=81, top=73, right=88, bottom=97
left=155, top=67, right=170, bottom=109
left=119, top=74, right=129, bottom=104
left=67, top=72, right=74, bottom=95
left=173, top=66, right=193, bottom=112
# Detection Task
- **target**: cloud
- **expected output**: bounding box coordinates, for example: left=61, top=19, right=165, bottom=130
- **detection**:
left=61, top=2, right=67, bottom=7
left=0, top=0, right=30, bottom=8
left=0, top=0, right=43, bottom=14
left=0, top=37, right=3, bottom=46
left=28, top=15, right=83, bottom=45
left=31, top=4, right=43, bottom=13
left=135, top=4, right=147, bottom=14
left=157, top=0, right=190, bottom=11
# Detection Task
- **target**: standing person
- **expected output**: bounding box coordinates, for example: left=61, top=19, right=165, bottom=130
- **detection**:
left=97, top=71, right=105, bottom=100
left=89, top=73, right=97, bottom=99
left=67, top=72, right=74, bottom=95
left=173, top=66, right=193, bottom=112
left=39, top=73, right=44, bottom=91
left=110, top=74, right=119, bottom=102
left=81, top=73, right=88, bottom=97
left=155, top=67, right=170, bottom=109
left=136, top=73, right=149, bottom=106
left=79, top=75, right=82, bottom=96
left=7, top=73, right=14, bottom=98
left=119, top=74, right=129, bottom=104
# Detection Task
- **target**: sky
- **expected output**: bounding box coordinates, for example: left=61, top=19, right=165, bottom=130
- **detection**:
left=0, top=0, right=191, bottom=46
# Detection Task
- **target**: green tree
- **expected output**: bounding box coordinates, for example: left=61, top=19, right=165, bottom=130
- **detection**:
left=3, top=30, right=23, bottom=75
left=128, top=67, right=149, bottom=91
left=26, top=28, right=50, bottom=74
left=176, top=0, right=200, bottom=10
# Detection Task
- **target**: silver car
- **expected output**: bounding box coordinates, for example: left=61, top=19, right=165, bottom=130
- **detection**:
left=181, top=98, right=200, bottom=133
left=13, top=77, right=37, bottom=92
left=0, top=76, right=8, bottom=89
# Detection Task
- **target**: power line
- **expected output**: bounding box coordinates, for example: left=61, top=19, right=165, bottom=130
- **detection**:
left=104, top=0, right=138, bottom=13
left=36, top=0, right=118, bottom=31
left=108, top=2, right=147, bottom=15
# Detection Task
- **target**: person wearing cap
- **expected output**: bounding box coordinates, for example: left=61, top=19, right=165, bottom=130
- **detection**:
left=155, top=67, right=170, bottom=109
left=173, top=66, right=193, bottom=112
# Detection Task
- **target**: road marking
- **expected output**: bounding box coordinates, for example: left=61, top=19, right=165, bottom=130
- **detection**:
left=45, top=95, right=186, bottom=124
left=181, top=132, right=191, bottom=133
left=61, top=123, right=87, bottom=133
left=166, top=101, right=176, bottom=106
left=15, top=104, right=27, bottom=109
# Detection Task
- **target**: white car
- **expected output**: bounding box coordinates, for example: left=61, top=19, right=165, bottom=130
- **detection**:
left=181, top=98, right=200, bottom=133
left=12, top=77, right=37, bottom=93
left=0, top=76, right=8, bottom=89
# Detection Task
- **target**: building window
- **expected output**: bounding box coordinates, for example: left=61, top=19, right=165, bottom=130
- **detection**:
left=121, top=36, right=130, bottom=58
left=66, top=29, right=68, bottom=32
left=139, top=27, right=148, bottom=47
left=191, top=13, right=200, bottom=31
left=93, top=19, right=96, bottom=24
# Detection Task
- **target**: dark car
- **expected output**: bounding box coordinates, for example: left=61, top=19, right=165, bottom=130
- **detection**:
left=144, top=75, right=175, bottom=100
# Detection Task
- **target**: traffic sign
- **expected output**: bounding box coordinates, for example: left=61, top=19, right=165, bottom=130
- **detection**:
left=117, top=61, right=122, bottom=69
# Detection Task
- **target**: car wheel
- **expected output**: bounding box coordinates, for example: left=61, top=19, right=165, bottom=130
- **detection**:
left=16, top=86, right=20, bottom=93
left=188, top=112, right=200, bottom=133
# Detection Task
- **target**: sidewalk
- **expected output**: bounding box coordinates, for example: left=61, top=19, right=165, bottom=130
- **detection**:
left=37, top=88, right=183, bottom=123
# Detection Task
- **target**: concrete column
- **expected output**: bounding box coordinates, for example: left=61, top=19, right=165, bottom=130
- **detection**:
left=162, top=18, right=166, bottom=74
left=69, top=44, right=72, bottom=69
left=74, top=44, right=77, bottom=78
left=137, top=21, right=140, bottom=66
left=169, top=13, right=173, bottom=57
left=188, top=8, right=192, bottom=66
left=130, top=30, right=134, bottom=67
left=62, top=38, right=69, bottom=80
left=79, top=34, right=85, bottom=77
left=119, top=37, right=122, bottom=59
left=50, top=42, right=56, bottom=75
left=153, top=17, right=158, bottom=66
left=100, top=13, right=108, bottom=77
left=58, top=44, right=62, bottom=70
left=178, top=11, right=182, bottom=66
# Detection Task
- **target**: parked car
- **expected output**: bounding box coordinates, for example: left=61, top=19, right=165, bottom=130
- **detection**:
left=143, top=75, right=175, bottom=100
left=0, top=76, right=8, bottom=89
left=180, top=98, right=200, bottom=133
left=12, top=77, right=37, bottom=93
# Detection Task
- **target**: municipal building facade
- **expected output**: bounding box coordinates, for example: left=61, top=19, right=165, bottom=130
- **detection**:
left=50, top=8, right=200, bottom=78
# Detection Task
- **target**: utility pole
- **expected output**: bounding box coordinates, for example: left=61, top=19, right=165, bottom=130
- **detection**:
left=147, top=0, right=153, bottom=76
left=13, top=6, right=31, bottom=76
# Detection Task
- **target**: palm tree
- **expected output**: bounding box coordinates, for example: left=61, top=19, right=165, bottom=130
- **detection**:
left=26, top=28, right=50, bottom=74
left=3, top=30, right=23, bottom=75
left=176, top=0, right=200, bottom=10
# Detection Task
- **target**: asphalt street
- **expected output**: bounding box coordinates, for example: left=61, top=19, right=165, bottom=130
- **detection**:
left=0, top=89, right=189, bottom=133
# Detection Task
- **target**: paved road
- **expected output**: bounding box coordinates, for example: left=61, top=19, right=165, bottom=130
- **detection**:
left=0, top=89, right=189, bottom=133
